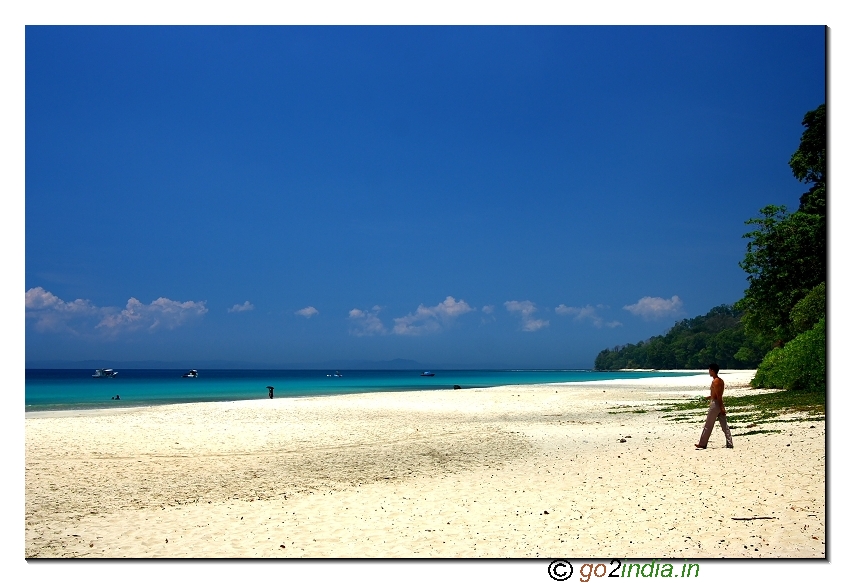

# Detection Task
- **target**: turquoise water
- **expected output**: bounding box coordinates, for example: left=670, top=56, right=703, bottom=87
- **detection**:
left=25, top=369, right=699, bottom=412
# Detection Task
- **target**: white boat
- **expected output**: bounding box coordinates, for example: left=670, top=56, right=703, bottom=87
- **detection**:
left=182, top=369, right=199, bottom=378
left=92, top=369, right=118, bottom=378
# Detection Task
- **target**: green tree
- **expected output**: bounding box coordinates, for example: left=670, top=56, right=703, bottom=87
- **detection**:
left=738, top=104, right=826, bottom=388
left=736, top=205, right=825, bottom=344
left=789, top=103, right=826, bottom=216
left=790, top=282, right=826, bottom=335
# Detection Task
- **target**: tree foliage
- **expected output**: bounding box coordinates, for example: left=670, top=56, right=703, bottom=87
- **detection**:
left=735, top=205, right=825, bottom=344
left=594, top=305, right=770, bottom=370
left=790, top=282, right=826, bottom=335
left=740, top=103, right=827, bottom=390
left=752, top=318, right=825, bottom=391
left=735, top=104, right=826, bottom=346
left=789, top=103, right=826, bottom=216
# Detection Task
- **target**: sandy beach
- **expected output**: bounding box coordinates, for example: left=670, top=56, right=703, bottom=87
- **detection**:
left=24, top=371, right=825, bottom=558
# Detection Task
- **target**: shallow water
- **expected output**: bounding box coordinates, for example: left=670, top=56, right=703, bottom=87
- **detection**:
left=25, top=368, right=698, bottom=412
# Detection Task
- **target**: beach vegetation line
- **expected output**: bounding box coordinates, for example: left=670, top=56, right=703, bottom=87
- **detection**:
left=594, top=305, right=769, bottom=371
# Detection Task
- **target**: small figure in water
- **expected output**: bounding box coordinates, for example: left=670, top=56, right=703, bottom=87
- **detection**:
left=267, top=386, right=274, bottom=399
left=695, top=363, right=733, bottom=449
left=112, top=394, right=120, bottom=400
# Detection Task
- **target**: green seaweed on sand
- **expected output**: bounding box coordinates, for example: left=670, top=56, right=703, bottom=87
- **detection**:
left=737, top=429, right=782, bottom=436
left=607, top=406, right=649, bottom=414
left=658, top=389, right=824, bottom=425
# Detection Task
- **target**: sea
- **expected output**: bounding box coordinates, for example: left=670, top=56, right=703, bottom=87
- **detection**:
left=25, top=369, right=700, bottom=413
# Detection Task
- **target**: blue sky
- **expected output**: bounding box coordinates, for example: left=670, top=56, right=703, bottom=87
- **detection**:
left=24, top=25, right=825, bottom=368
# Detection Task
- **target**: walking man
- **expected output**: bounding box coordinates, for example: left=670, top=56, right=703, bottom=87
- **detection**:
left=695, top=363, right=733, bottom=449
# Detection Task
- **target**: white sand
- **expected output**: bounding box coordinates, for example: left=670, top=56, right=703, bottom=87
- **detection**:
left=24, top=371, right=824, bottom=558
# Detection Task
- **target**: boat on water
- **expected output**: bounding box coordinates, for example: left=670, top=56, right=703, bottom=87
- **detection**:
left=92, top=369, right=118, bottom=378
left=326, top=370, right=343, bottom=377
left=182, top=369, right=199, bottom=378
left=420, top=371, right=436, bottom=377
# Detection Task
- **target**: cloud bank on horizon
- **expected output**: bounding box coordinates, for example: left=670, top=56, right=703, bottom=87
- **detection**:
left=26, top=288, right=688, bottom=338
left=26, top=287, right=208, bottom=334
left=393, top=296, right=473, bottom=336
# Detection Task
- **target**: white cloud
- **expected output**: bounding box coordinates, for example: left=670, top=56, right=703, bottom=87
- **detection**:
left=392, top=296, right=473, bottom=336
left=393, top=307, right=441, bottom=336
left=26, top=287, right=208, bottom=334
left=433, top=296, right=474, bottom=318
left=504, top=300, right=535, bottom=316
left=522, top=318, right=549, bottom=332
left=555, top=303, right=622, bottom=328
left=295, top=306, right=319, bottom=318
left=504, top=300, right=549, bottom=332
left=623, top=295, right=684, bottom=320
left=480, top=304, right=496, bottom=324
left=554, top=304, right=573, bottom=316
left=25, top=287, right=100, bottom=332
left=348, top=307, right=387, bottom=336
left=97, top=297, right=208, bottom=331
left=26, top=287, right=97, bottom=314
left=228, top=301, right=254, bottom=313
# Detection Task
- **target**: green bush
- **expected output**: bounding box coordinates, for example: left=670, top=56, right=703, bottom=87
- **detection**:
left=752, top=317, right=825, bottom=391
left=790, top=281, right=825, bottom=334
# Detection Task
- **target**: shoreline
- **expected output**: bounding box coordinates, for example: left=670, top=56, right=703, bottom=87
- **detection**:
left=25, top=370, right=825, bottom=558
left=25, top=370, right=726, bottom=419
